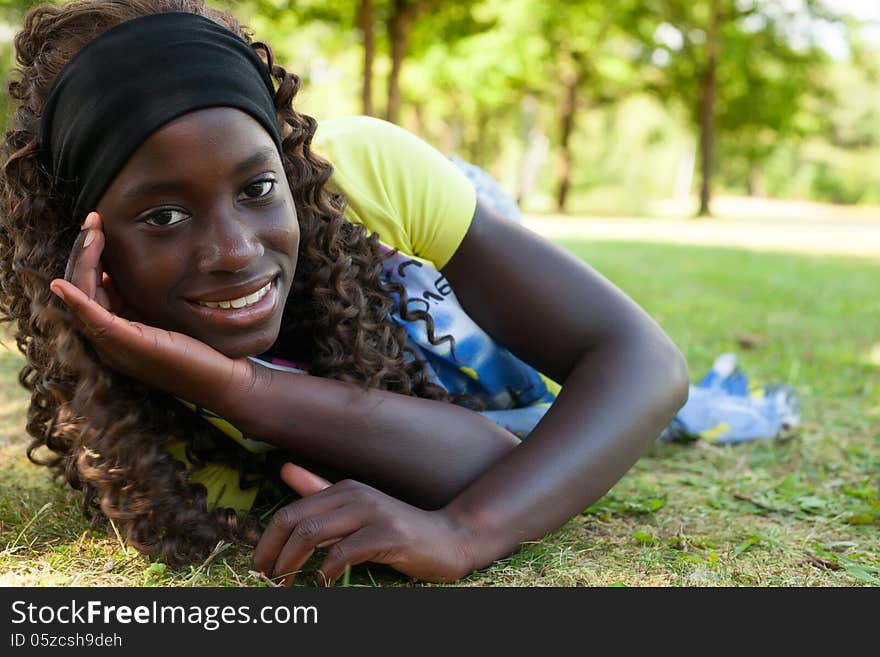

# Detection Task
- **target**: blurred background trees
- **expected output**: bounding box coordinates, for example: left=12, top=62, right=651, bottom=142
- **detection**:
left=2, top=0, right=878, bottom=217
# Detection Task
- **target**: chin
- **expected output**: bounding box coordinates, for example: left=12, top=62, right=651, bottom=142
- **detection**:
left=215, top=328, right=280, bottom=359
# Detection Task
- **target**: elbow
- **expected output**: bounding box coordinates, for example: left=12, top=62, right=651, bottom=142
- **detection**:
left=620, top=320, right=689, bottom=424
left=658, top=336, right=690, bottom=418
left=669, top=343, right=690, bottom=412
left=625, top=333, right=688, bottom=450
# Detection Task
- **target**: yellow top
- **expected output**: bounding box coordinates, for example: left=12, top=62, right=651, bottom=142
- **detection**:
left=315, top=115, right=477, bottom=269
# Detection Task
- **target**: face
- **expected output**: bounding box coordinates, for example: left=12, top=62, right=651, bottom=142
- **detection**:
left=96, top=107, right=299, bottom=358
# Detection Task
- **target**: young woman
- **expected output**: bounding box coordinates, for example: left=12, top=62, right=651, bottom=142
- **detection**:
left=0, top=0, right=688, bottom=585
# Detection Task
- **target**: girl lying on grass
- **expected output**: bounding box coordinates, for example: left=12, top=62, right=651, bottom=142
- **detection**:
left=0, top=0, right=688, bottom=585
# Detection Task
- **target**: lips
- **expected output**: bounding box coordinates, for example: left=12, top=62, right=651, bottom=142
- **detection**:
left=187, top=274, right=277, bottom=305
left=185, top=275, right=281, bottom=328
left=195, top=279, right=273, bottom=309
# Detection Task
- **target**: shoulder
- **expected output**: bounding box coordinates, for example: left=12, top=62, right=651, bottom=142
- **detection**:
left=315, top=114, right=401, bottom=138
left=313, top=116, right=477, bottom=270
left=315, top=115, right=419, bottom=151
left=313, top=115, right=456, bottom=182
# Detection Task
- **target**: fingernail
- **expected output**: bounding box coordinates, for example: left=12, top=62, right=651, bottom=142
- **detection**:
left=49, top=283, right=66, bottom=304
left=82, top=230, right=95, bottom=249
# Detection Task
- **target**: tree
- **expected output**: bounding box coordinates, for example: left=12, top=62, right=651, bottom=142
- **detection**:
left=356, top=0, right=375, bottom=115
left=637, top=0, right=833, bottom=215
left=530, top=2, right=644, bottom=212
left=385, top=0, right=436, bottom=122
left=228, top=0, right=367, bottom=111
left=403, top=0, right=647, bottom=212
left=235, top=0, right=487, bottom=122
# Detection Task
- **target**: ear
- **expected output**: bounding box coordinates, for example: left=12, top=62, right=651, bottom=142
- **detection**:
left=280, top=462, right=332, bottom=497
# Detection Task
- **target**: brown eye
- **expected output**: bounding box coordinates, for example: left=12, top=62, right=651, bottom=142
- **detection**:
left=241, top=178, right=275, bottom=200
left=143, top=208, right=188, bottom=227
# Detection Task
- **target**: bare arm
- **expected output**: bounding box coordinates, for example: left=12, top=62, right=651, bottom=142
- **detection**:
left=433, top=200, right=689, bottom=563
left=227, top=365, right=521, bottom=509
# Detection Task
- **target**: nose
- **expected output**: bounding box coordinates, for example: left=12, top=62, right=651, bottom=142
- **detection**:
left=196, top=208, right=264, bottom=274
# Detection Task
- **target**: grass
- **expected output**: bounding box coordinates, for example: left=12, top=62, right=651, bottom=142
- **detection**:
left=1, top=239, right=878, bottom=587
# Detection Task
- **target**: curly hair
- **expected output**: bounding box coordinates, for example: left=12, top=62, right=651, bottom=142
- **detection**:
left=0, top=0, right=476, bottom=566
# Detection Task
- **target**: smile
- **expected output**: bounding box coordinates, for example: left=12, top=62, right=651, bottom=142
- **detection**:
left=194, top=280, right=272, bottom=309
left=186, top=276, right=281, bottom=331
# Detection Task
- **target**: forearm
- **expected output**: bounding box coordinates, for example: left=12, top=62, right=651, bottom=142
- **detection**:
left=443, top=328, right=689, bottom=572
left=225, top=369, right=520, bottom=508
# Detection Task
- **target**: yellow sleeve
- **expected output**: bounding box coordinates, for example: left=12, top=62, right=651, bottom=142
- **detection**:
left=313, top=116, right=477, bottom=269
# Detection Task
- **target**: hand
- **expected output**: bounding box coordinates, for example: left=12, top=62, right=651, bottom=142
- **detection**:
left=49, top=211, right=255, bottom=409
left=253, top=463, right=479, bottom=586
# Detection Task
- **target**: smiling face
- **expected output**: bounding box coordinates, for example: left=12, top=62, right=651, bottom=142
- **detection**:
left=96, top=107, right=299, bottom=358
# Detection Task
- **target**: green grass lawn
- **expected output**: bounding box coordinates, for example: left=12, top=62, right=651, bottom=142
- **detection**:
left=1, top=240, right=878, bottom=586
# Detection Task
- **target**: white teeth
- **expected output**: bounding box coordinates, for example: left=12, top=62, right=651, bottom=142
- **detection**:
left=197, top=280, right=272, bottom=309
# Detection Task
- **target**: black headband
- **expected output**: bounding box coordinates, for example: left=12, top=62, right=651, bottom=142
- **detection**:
left=38, top=11, right=284, bottom=226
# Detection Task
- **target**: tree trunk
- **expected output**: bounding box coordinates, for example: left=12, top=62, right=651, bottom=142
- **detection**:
left=386, top=1, right=410, bottom=124
left=386, top=0, right=432, bottom=124
left=556, top=54, right=584, bottom=213
left=357, top=0, right=375, bottom=116
left=412, top=100, right=426, bottom=136
left=697, top=0, right=722, bottom=217
left=746, top=162, right=765, bottom=197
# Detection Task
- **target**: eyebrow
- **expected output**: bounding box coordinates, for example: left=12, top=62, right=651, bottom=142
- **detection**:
left=121, top=147, right=278, bottom=201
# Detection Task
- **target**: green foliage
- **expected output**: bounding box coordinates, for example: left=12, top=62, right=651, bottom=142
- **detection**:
left=811, top=162, right=869, bottom=204
left=1, top=0, right=879, bottom=211
left=0, top=1, right=44, bottom=124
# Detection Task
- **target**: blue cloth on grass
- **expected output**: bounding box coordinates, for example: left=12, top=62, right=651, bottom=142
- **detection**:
left=659, top=353, right=800, bottom=444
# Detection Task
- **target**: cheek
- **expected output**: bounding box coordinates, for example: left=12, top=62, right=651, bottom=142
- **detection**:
left=280, top=221, right=300, bottom=253
left=102, top=237, right=139, bottom=286
left=103, top=239, right=179, bottom=304
left=267, top=198, right=300, bottom=252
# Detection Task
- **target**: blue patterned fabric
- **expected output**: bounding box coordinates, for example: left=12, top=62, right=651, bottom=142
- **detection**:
left=448, top=156, right=522, bottom=223
left=378, top=243, right=556, bottom=439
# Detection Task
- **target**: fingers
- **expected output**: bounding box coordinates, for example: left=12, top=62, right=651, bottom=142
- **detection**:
left=271, top=506, right=367, bottom=586
left=317, top=527, right=391, bottom=587
left=100, top=272, right=134, bottom=320
left=280, top=462, right=332, bottom=497
left=252, top=487, right=350, bottom=577
left=49, top=211, right=144, bottom=345
left=253, top=478, right=417, bottom=587
left=49, top=277, right=142, bottom=347
left=251, top=462, right=335, bottom=584
left=61, top=210, right=138, bottom=321
left=64, top=212, right=105, bottom=301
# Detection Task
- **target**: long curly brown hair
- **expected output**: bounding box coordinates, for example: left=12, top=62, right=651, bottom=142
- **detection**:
left=0, top=0, right=474, bottom=566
